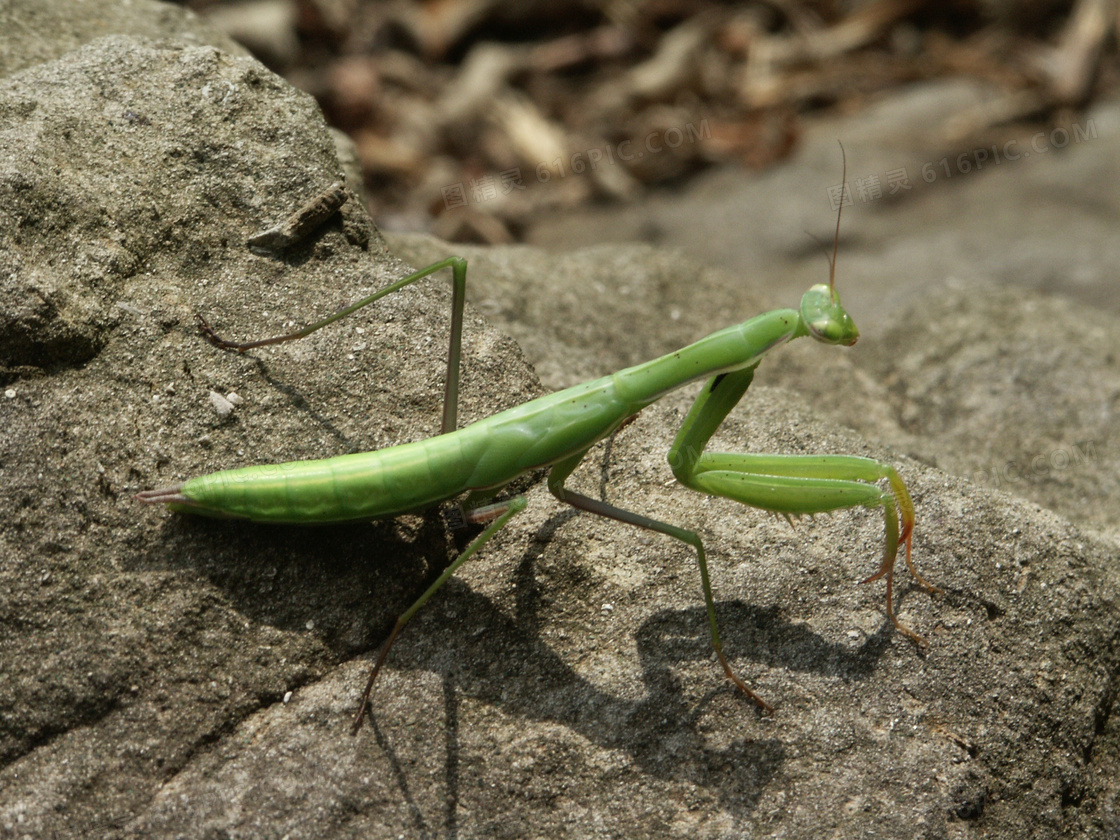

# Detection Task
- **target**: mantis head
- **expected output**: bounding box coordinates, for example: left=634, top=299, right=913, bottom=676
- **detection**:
left=801, top=140, right=858, bottom=347
left=801, top=283, right=859, bottom=346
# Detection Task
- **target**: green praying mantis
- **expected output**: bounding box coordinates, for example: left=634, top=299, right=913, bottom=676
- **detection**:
left=138, top=153, right=940, bottom=733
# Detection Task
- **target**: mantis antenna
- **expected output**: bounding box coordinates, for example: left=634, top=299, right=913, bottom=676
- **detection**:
left=830, top=140, right=847, bottom=294
left=803, top=142, right=848, bottom=289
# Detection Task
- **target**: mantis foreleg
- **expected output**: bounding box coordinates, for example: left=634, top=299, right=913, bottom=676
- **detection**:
left=670, top=366, right=940, bottom=656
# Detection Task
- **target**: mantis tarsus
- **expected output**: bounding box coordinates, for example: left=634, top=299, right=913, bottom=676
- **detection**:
left=138, top=155, right=940, bottom=733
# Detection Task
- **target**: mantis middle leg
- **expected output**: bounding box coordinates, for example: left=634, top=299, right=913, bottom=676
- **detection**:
left=546, top=447, right=776, bottom=711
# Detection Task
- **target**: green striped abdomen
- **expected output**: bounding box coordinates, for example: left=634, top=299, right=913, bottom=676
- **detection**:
left=176, top=432, right=485, bottom=523
left=175, top=375, right=636, bottom=523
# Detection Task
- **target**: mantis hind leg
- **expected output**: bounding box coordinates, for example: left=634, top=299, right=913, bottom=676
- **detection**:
left=350, top=494, right=527, bottom=734
left=670, top=366, right=940, bottom=650
left=197, top=256, right=470, bottom=435
left=547, top=450, right=775, bottom=712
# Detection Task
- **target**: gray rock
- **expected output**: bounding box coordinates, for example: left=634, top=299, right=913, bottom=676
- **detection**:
left=0, top=0, right=249, bottom=78
left=2, top=18, right=1119, bottom=840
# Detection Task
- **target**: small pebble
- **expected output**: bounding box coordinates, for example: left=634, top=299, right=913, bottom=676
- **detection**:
left=209, top=390, right=236, bottom=417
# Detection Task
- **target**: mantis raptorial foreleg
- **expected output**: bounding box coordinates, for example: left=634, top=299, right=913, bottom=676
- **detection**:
left=669, top=366, right=940, bottom=649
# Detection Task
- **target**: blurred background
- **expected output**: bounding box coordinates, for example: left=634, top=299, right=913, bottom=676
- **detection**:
left=178, top=0, right=1118, bottom=247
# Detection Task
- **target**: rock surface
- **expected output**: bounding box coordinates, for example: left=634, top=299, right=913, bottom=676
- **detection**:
left=2, top=5, right=1119, bottom=840
left=0, top=0, right=249, bottom=77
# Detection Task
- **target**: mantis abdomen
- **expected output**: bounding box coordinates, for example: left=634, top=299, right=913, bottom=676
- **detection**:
left=168, top=373, right=634, bottom=522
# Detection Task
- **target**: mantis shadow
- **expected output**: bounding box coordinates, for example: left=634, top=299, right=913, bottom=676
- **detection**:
left=383, top=579, right=887, bottom=821
left=134, top=505, right=902, bottom=826
left=134, top=509, right=455, bottom=656
left=369, top=512, right=901, bottom=823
